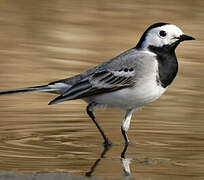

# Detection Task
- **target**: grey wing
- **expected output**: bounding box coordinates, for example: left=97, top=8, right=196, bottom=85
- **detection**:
left=49, top=48, right=155, bottom=105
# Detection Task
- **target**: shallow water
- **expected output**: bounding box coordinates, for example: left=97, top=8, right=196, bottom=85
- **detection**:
left=0, top=0, right=204, bottom=179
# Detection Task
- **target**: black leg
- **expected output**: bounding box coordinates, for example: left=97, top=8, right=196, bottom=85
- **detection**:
left=87, top=104, right=112, bottom=146
left=121, top=126, right=130, bottom=145
left=121, top=143, right=129, bottom=158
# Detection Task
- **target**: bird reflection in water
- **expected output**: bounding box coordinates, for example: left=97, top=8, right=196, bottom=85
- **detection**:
left=121, top=144, right=132, bottom=177
left=85, top=144, right=132, bottom=178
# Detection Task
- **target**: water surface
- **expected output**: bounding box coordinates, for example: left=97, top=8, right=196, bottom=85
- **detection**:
left=0, top=0, right=204, bottom=179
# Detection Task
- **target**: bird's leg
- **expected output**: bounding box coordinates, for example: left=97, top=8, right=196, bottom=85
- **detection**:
left=121, top=143, right=129, bottom=158
left=87, top=103, right=112, bottom=146
left=121, top=109, right=134, bottom=145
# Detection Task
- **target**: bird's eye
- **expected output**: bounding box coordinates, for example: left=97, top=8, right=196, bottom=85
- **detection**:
left=159, top=30, right=167, bottom=37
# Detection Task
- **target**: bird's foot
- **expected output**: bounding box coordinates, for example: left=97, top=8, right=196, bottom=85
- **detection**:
left=102, top=138, right=112, bottom=147
left=125, top=140, right=130, bottom=145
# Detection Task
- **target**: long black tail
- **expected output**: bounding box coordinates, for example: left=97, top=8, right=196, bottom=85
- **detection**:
left=0, top=85, right=57, bottom=96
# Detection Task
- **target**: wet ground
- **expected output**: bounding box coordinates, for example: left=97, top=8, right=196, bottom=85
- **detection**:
left=0, top=0, right=204, bottom=179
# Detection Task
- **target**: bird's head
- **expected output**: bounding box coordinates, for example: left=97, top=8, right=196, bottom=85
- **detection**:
left=136, top=23, right=195, bottom=51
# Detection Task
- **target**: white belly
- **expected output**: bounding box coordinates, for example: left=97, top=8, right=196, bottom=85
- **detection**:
left=84, top=78, right=167, bottom=110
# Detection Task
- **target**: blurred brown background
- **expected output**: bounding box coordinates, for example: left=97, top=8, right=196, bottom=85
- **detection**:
left=0, top=0, right=203, bottom=179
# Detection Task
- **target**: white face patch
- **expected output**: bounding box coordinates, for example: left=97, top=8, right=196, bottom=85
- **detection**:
left=142, top=24, right=184, bottom=49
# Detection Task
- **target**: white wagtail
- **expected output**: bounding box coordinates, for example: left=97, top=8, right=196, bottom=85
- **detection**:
left=0, top=23, right=194, bottom=146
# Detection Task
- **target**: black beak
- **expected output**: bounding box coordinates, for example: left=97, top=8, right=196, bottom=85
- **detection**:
left=179, top=34, right=195, bottom=42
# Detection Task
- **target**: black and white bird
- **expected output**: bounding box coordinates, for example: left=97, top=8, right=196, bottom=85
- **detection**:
left=0, top=23, right=194, bottom=146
